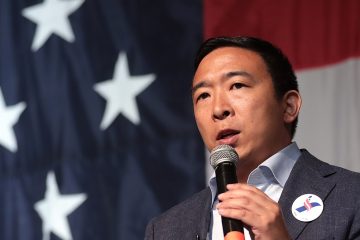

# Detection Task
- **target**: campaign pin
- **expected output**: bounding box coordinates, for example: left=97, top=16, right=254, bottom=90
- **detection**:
left=291, top=194, right=323, bottom=222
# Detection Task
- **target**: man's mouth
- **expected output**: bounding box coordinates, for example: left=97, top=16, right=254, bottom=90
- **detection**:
left=216, top=129, right=240, bottom=140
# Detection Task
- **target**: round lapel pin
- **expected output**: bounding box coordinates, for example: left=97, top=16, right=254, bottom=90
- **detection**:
left=291, top=194, right=324, bottom=222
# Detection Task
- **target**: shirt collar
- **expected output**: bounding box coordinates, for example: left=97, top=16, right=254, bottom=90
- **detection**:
left=250, top=142, right=301, bottom=187
left=208, top=142, right=301, bottom=204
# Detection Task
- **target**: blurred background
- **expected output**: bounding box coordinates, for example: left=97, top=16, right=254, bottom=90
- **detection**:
left=0, top=0, right=359, bottom=239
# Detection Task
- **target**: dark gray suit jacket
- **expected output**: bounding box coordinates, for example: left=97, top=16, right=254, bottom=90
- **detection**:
left=145, top=150, right=360, bottom=239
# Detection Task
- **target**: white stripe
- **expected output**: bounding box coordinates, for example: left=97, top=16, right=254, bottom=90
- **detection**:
left=295, top=57, right=360, bottom=172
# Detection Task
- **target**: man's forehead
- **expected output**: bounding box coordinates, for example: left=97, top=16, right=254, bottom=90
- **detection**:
left=193, top=47, right=267, bottom=84
left=195, top=47, right=266, bottom=73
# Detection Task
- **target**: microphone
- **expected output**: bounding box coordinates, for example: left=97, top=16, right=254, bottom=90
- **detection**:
left=210, top=145, right=245, bottom=240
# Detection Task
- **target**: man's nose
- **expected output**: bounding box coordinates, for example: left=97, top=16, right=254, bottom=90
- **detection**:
left=212, top=93, right=233, bottom=121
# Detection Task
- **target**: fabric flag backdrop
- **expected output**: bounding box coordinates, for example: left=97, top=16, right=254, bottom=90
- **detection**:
left=0, top=0, right=204, bottom=240
left=1, top=0, right=360, bottom=240
left=204, top=0, right=360, bottom=173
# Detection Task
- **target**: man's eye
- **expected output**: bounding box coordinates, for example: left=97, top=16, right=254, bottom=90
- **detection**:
left=231, top=83, right=244, bottom=90
left=196, top=92, right=210, bottom=102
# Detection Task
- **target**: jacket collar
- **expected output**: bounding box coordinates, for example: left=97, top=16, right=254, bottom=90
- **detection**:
left=279, top=149, right=337, bottom=239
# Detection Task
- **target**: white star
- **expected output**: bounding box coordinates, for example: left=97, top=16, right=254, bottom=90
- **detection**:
left=22, top=0, right=85, bottom=51
left=0, top=88, right=26, bottom=152
left=34, top=171, right=87, bottom=240
left=94, top=53, right=156, bottom=129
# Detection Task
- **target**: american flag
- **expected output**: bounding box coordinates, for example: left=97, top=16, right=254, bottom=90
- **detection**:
left=1, top=0, right=360, bottom=240
left=0, top=0, right=204, bottom=239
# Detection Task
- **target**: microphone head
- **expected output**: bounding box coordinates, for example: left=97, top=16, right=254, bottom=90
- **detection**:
left=209, top=144, right=239, bottom=170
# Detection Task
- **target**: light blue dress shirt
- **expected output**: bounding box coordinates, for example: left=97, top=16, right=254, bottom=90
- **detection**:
left=208, top=142, right=301, bottom=240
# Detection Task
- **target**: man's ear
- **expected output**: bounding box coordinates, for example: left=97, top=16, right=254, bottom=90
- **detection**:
left=282, top=90, right=302, bottom=124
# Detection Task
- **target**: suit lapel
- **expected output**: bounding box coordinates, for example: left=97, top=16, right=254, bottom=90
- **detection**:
left=279, top=150, right=337, bottom=239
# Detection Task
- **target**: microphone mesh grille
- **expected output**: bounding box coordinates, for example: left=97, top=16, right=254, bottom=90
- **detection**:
left=209, top=144, right=239, bottom=169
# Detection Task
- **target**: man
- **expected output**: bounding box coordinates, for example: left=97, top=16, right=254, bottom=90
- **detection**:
left=145, top=36, right=360, bottom=239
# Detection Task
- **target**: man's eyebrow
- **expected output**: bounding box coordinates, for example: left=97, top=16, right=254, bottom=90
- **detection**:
left=191, top=71, right=255, bottom=96
left=225, top=70, right=255, bottom=81
left=191, top=81, right=209, bottom=96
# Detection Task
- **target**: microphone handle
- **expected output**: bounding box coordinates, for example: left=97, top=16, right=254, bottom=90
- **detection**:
left=216, top=162, right=245, bottom=240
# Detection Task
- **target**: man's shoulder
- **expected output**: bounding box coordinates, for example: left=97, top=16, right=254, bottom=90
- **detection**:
left=296, top=149, right=360, bottom=194
left=300, top=149, right=360, bottom=180
left=281, top=149, right=360, bottom=239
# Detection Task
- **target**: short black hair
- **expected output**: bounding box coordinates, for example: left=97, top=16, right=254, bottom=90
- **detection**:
left=194, top=36, right=299, bottom=137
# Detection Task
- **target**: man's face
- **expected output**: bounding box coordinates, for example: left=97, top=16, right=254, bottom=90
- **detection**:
left=192, top=47, right=292, bottom=168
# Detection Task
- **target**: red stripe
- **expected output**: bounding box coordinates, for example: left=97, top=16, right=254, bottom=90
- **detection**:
left=304, top=198, right=312, bottom=211
left=204, top=0, right=360, bottom=70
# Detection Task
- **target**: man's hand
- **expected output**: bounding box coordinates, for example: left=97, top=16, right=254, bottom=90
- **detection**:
left=217, top=183, right=291, bottom=240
